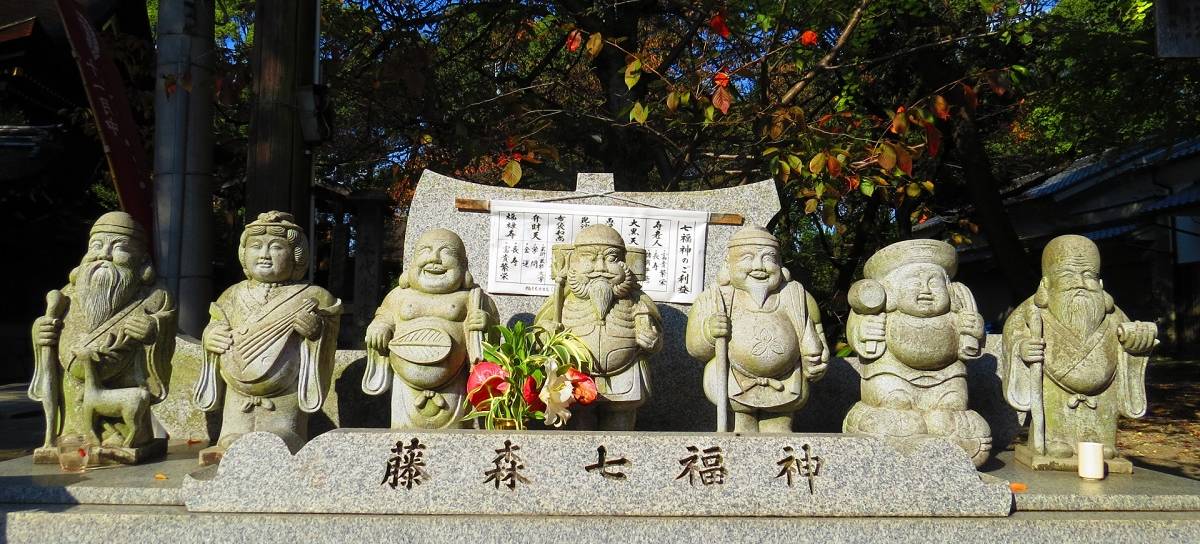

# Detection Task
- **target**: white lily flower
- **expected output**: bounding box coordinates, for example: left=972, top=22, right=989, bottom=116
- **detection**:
left=539, top=360, right=575, bottom=427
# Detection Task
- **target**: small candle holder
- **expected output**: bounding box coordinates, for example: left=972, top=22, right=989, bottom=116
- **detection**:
left=1077, top=441, right=1105, bottom=480
left=57, top=435, right=88, bottom=473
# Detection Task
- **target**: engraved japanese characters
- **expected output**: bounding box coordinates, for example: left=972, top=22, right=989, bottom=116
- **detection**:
left=28, top=212, right=176, bottom=465
left=685, top=227, right=829, bottom=432
left=363, top=228, right=497, bottom=429
left=534, top=224, right=663, bottom=430
left=193, top=211, right=342, bottom=462
left=843, top=239, right=992, bottom=467
left=1002, top=235, right=1157, bottom=473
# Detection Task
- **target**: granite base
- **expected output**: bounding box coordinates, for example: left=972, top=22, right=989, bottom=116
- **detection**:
left=32, top=438, right=167, bottom=467
left=1015, top=443, right=1134, bottom=474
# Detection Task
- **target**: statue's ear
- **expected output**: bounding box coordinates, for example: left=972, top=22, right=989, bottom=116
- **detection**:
left=781, top=267, right=792, bottom=282
left=1034, top=278, right=1049, bottom=308
left=1104, top=292, right=1114, bottom=313
left=68, top=265, right=80, bottom=285
left=396, top=271, right=410, bottom=289
left=717, top=263, right=730, bottom=286
left=140, top=263, right=156, bottom=285
left=463, top=270, right=476, bottom=289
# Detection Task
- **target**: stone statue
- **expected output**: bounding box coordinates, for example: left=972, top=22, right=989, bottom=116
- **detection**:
left=28, top=212, right=176, bottom=465
left=193, top=211, right=341, bottom=463
left=1002, top=235, right=1157, bottom=473
left=534, top=224, right=662, bottom=430
left=362, top=228, right=497, bottom=429
left=685, top=227, right=829, bottom=432
left=843, top=239, right=991, bottom=467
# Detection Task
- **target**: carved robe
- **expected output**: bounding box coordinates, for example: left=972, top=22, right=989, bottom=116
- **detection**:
left=29, top=285, right=175, bottom=445
left=1002, top=296, right=1148, bottom=450
left=685, top=282, right=826, bottom=412
left=194, top=281, right=341, bottom=450
left=535, top=289, right=662, bottom=405
left=362, top=285, right=495, bottom=429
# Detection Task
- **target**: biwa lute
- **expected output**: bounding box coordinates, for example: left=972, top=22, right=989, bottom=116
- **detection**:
left=224, top=299, right=318, bottom=393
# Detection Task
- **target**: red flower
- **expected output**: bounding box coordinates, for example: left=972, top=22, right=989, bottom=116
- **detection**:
left=709, top=11, right=731, bottom=39
left=522, top=375, right=546, bottom=412
left=712, top=71, right=730, bottom=88
left=566, top=368, right=598, bottom=405
left=800, top=30, right=819, bottom=48
left=466, top=362, right=510, bottom=411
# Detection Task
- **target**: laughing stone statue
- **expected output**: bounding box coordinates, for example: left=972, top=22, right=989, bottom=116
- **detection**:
left=362, top=228, right=496, bottom=429
left=28, top=212, right=176, bottom=465
left=534, top=224, right=662, bottom=430
left=193, top=211, right=341, bottom=463
left=843, top=239, right=991, bottom=467
left=1003, top=235, right=1157, bottom=473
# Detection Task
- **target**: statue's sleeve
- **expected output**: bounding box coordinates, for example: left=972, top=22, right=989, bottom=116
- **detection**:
left=1112, top=307, right=1149, bottom=418
left=363, top=288, right=401, bottom=396
left=298, top=290, right=341, bottom=413
left=143, top=289, right=177, bottom=402
left=194, top=300, right=229, bottom=412
left=1001, top=299, right=1035, bottom=413
left=806, top=291, right=830, bottom=362
left=480, top=290, right=501, bottom=345
left=685, top=287, right=719, bottom=362
left=532, top=290, right=559, bottom=329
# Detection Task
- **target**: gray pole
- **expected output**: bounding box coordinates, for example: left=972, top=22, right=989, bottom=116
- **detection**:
left=153, top=0, right=215, bottom=337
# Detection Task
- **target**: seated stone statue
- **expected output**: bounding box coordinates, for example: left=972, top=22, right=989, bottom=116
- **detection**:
left=843, top=239, right=991, bottom=467
left=193, top=211, right=341, bottom=463
left=28, top=212, right=176, bottom=465
left=362, top=228, right=496, bottom=429
left=685, top=227, right=828, bottom=432
left=1003, top=235, right=1157, bottom=473
left=534, top=224, right=662, bottom=430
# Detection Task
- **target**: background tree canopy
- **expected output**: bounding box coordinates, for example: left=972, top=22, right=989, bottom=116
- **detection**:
left=145, top=0, right=1197, bottom=340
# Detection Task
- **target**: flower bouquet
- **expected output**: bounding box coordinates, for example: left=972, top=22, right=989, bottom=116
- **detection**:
left=464, top=322, right=597, bottom=430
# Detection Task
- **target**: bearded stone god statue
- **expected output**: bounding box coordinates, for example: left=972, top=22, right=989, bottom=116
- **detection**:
left=193, top=211, right=342, bottom=463
left=843, top=239, right=991, bottom=467
left=362, top=228, right=497, bottom=429
left=28, top=212, right=176, bottom=465
left=1003, top=235, right=1157, bottom=473
left=534, top=224, right=662, bottom=430
left=685, top=227, right=828, bottom=432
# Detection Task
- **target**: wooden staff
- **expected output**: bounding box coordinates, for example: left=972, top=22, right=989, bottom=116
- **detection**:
left=715, top=289, right=730, bottom=433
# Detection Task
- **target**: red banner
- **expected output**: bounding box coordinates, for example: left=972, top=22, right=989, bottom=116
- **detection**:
left=55, top=0, right=154, bottom=240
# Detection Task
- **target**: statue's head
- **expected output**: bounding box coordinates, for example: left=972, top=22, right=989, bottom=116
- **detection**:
left=720, top=226, right=788, bottom=308
left=1037, top=234, right=1110, bottom=334
left=69, top=212, right=154, bottom=329
left=238, top=211, right=308, bottom=283
left=865, top=239, right=956, bottom=318
left=408, top=228, right=472, bottom=294
left=566, top=225, right=635, bottom=318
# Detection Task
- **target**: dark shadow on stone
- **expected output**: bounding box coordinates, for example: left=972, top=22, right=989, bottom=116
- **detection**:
left=968, top=353, right=1019, bottom=456
left=978, top=454, right=1007, bottom=473
left=636, top=304, right=710, bottom=432
left=507, top=312, right=534, bottom=328
left=330, top=356, right=390, bottom=430
left=1129, top=455, right=1200, bottom=481
left=794, top=357, right=861, bottom=433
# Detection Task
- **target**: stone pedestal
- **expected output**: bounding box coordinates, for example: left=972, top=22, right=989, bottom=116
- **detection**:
left=32, top=439, right=168, bottom=467
left=1015, top=443, right=1135, bottom=474
left=198, top=446, right=224, bottom=466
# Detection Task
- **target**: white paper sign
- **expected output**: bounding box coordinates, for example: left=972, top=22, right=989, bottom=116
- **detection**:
left=487, top=199, right=708, bottom=303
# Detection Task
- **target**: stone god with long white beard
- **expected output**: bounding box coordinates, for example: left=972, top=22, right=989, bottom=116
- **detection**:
left=685, top=227, right=829, bottom=432
left=193, top=211, right=342, bottom=464
left=843, top=240, right=992, bottom=467
left=28, top=212, right=177, bottom=465
left=534, top=224, right=662, bottom=430
left=1003, top=235, right=1157, bottom=473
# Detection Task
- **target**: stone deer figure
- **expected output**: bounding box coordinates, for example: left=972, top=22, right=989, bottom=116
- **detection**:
left=78, top=338, right=154, bottom=448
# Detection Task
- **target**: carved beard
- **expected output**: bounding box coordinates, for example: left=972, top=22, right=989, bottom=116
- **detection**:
left=70, top=260, right=138, bottom=331
left=566, top=264, right=635, bottom=319
left=1048, top=288, right=1106, bottom=337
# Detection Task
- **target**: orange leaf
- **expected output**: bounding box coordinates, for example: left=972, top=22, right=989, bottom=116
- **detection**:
left=800, top=29, right=819, bottom=47
left=890, top=106, right=909, bottom=135
left=897, top=146, right=913, bottom=176
left=712, top=86, right=733, bottom=115
left=933, top=95, right=950, bottom=121
left=154, top=473, right=168, bottom=480
left=962, top=83, right=978, bottom=112
left=826, top=154, right=842, bottom=177
left=1010, top=482, right=1028, bottom=493
left=713, top=71, right=730, bottom=88
left=847, top=175, right=860, bottom=191
left=878, top=143, right=897, bottom=171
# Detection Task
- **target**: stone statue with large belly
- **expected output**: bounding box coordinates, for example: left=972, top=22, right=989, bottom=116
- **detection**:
left=363, top=229, right=496, bottom=429
left=843, top=239, right=991, bottom=467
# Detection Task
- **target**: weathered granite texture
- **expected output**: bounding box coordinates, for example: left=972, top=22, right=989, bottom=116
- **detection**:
left=182, top=429, right=1012, bottom=516
left=1002, top=234, right=1157, bottom=472
left=991, top=451, right=1200, bottom=512
left=405, top=171, right=780, bottom=432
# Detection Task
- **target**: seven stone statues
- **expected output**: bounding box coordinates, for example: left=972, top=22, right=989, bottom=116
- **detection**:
left=534, top=224, right=662, bottom=430
left=363, top=228, right=497, bottom=429
left=1002, top=235, right=1157, bottom=473
left=686, top=227, right=828, bottom=432
left=29, top=212, right=177, bottom=465
left=843, top=240, right=992, bottom=467
left=193, top=211, right=342, bottom=462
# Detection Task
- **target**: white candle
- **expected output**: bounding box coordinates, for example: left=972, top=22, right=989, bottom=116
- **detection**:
left=1078, top=442, right=1105, bottom=480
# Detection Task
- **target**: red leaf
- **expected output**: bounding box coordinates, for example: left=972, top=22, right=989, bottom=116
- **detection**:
left=847, top=175, right=861, bottom=191
left=712, top=71, right=730, bottom=88
left=709, top=11, right=731, bottom=39
left=962, top=83, right=978, bottom=112
left=933, top=95, right=951, bottom=121
left=925, top=124, right=942, bottom=158
left=712, top=86, right=733, bottom=114
left=890, top=106, right=909, bottom=134
left=566, top=29, right=582, bottom=52
left=800, top=30, right=819, bottom=47
left=826, top=155, right=842, bottom=177
left=897, top=146, right=913, bottom=176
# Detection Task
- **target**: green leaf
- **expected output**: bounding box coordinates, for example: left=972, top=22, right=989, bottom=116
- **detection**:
left=624, top=59, right=642, bottom=90
left=860, top=178, right=875, bottom=196
left=630, top=101, right=649, bottom=124
left=809, top=152, right=826, bottom=174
